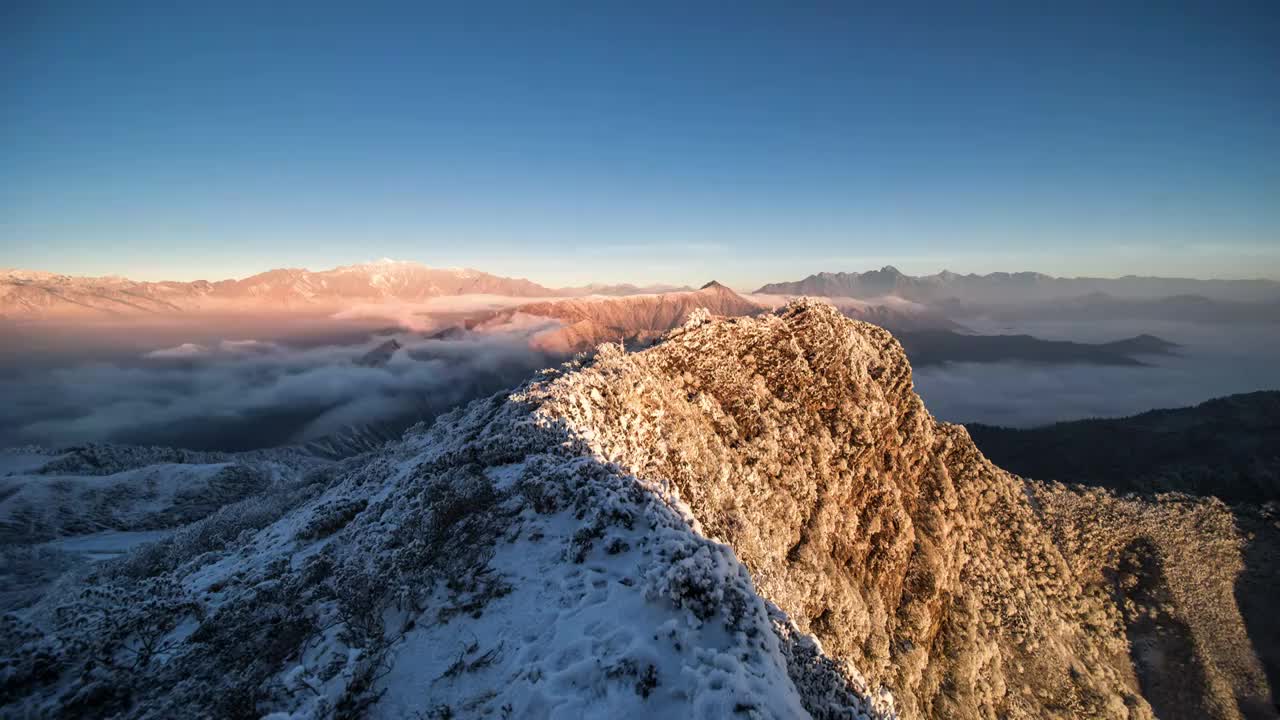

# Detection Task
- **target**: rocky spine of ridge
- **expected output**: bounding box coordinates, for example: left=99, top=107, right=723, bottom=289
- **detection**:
left=525, top=300, right=1273, bottom=719
left=0, top=303, right=896, bottom=719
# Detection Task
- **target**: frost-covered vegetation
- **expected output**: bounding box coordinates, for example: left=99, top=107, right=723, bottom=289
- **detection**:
left=0, top=445, right=328, bottom=611
left=0, top=313, right=895, bottom=718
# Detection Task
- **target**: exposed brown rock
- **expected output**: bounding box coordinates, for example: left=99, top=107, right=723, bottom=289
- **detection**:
left=526, top=299, right=1274, bottom=719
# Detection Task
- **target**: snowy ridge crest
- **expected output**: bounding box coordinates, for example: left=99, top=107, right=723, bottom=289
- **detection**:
left=0, top=311, right=895, bottom=719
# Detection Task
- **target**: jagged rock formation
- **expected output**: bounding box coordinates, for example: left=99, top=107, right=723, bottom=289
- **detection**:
left=1, top=300, right=1272, bottom=718
left=525, top=301, right=1274, bottom=718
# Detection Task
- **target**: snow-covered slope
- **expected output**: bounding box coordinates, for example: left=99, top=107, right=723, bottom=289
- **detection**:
left=0, top=445, right=328, bottom=611
left=0, top=324, right=894, bottom=718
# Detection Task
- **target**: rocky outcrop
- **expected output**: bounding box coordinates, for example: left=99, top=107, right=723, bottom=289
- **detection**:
left=526, top=300, right=1274, bottom=718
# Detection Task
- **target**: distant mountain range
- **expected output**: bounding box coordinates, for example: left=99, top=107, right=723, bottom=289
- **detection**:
left=8, top=261, right=1278, bottom=321
left=757, top=266, right=1280, bottom=304
left=558, top=282, right=695, bottom=296
left=0, top=261, right=562, bottom=318
left=0, top=261, right=703, bottom=319
left=953, top=292, right=1280, bottom=324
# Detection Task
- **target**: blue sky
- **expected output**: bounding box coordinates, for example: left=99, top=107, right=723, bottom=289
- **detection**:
left=2, top=1, right=1278, bottom=286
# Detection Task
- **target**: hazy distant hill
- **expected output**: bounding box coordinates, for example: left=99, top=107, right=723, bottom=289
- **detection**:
left=956, top=292, right=1280, bottom=324
left=896, top=329, right=1179, bottom=367
left=559, top=282, right=695, bottom=296
left=967, top=391, right=1280, bottom=502
left=757, top=266, right=1280, bottom=304
left=0, top=261, right=564, bottom=318
left=473, top=281, right=765, bottom=352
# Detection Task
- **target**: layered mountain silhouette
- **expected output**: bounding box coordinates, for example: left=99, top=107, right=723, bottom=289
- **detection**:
left=0, top=261, right=562, bottom=317
left=2, top=301, right=1273, bottom=718
left=2, top=262, right=705, bottom=319
left=756, top=266, right=1280, bottom=304
left=967, top=391, right=1280, bottom=502
left=896, top=329, right=1180, bottom=367
left=469, top=280, right=766, bottom=352
left=964, top=292, right=1280, bottom=325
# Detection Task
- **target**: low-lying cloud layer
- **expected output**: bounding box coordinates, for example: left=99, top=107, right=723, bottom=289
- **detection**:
left=914, top=319, right=1280, bottom=426
left=2, top=310, right=1277, bottom=452
left=0, top=327, right=560, bottom=453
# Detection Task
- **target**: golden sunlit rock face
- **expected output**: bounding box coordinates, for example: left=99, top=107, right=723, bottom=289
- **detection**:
left=528, top=300, right=1271, bottom=719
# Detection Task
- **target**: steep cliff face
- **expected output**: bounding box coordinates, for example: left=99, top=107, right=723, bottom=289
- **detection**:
left=525, top=301, right=1273, bottom=719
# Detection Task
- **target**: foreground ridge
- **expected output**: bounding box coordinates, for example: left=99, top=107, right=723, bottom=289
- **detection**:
left=1, top=300, right=1270, bottom=718
left=529, top=300, right=1272, bottom=719
left=0, top=304, right=896, bottom=719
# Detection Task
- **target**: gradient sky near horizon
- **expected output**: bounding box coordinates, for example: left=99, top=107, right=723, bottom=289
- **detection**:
left=3, top=1, right=1278, bottom=287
